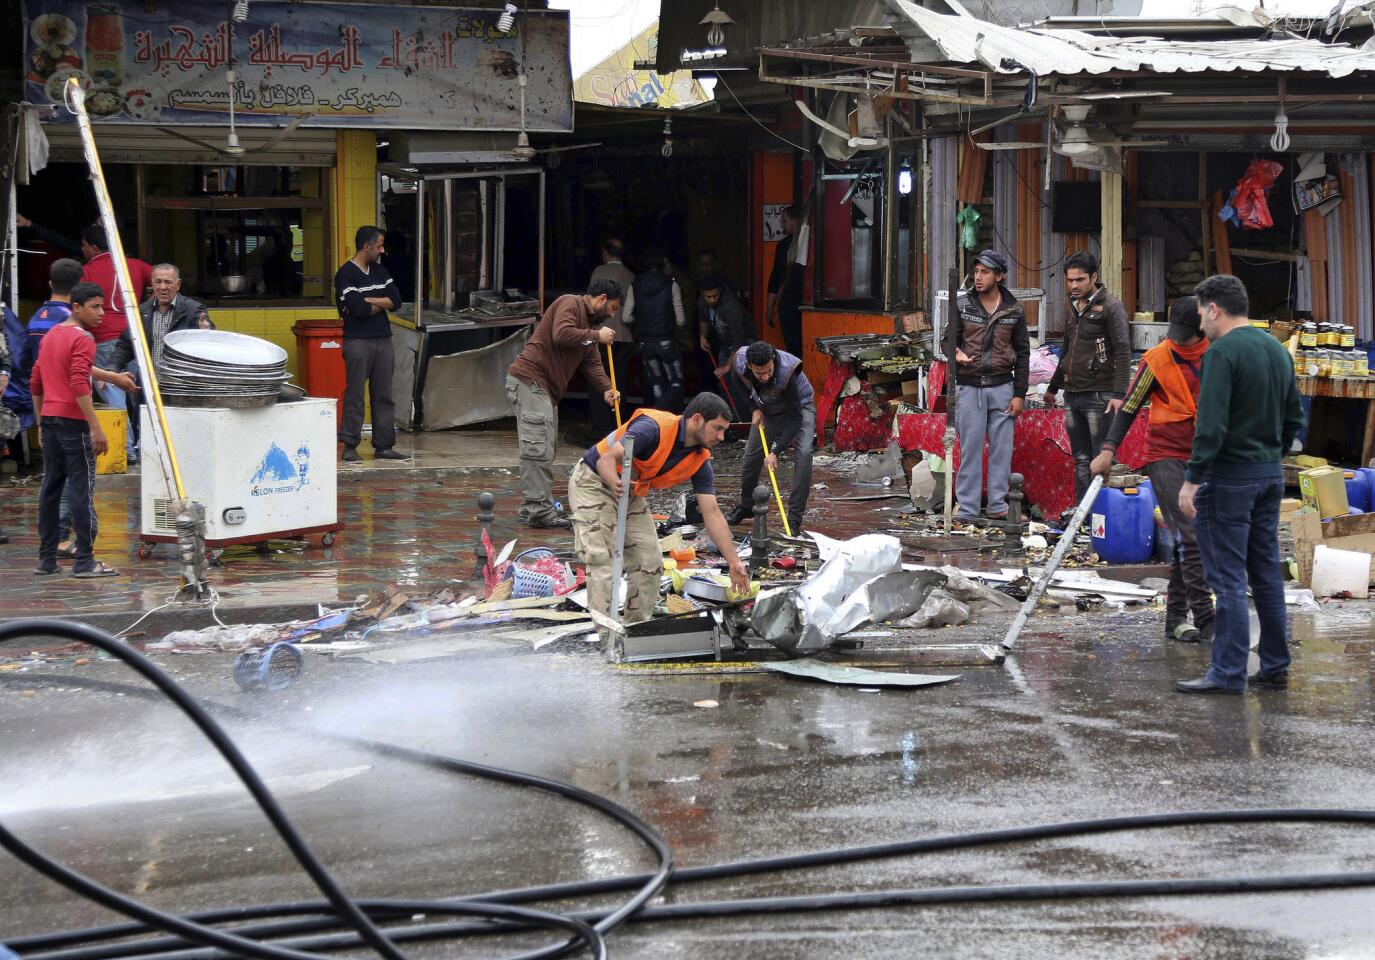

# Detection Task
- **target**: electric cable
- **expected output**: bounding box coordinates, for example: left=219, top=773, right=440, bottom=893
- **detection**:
left=0, top=620, right=674, bottom=960
left=8, top=623, right=1375, bottom=960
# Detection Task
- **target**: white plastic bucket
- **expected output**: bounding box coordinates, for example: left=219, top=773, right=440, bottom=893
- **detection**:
left=1311, top=544, right=1372, bottom=599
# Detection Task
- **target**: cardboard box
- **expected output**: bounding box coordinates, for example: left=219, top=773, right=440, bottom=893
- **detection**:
left=1299, top=467, right=1349, bottom=519
left=1289, top=510, right=1375, bottom=587
left=1279, top=498, right=1304, bottom=520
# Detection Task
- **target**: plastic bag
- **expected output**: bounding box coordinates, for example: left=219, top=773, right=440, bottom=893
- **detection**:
left=1027, top=345, right=1060, bottom=386
left=957, top=205, right=982, bottom=251
left=752, top=533, right=903, bottom=654
left=1230, top=159, right=1284, bottom=231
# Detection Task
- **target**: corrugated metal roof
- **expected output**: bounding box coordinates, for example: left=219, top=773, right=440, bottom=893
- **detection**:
left=888, top=0, right=1375, bottom=78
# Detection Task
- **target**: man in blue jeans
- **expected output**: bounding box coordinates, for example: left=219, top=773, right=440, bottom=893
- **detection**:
left=1176, top=274, right=1304, bottom=694
left=1044, top=250, right=1131, bottom=506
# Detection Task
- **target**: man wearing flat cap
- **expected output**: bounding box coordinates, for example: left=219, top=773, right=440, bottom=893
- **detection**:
left=952, top=249, right=1030, bottom=522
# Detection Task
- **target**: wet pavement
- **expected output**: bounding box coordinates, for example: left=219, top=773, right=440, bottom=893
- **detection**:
left=3, top=427, right=1375, bottom=957
left=0, top=429, right=964, bottom=626
left=1, top=599, right=1373, bottom=958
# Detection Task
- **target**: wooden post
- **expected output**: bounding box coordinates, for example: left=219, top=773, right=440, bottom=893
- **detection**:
left=1100, top=171, right=1124, bottom=297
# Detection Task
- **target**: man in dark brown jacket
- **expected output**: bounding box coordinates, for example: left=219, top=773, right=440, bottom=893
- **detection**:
left=1045, top=250, right=1132, bottom=502
left=506, top=278, right=622, bottom=528
left=953, top=250, right=1030, bottom=522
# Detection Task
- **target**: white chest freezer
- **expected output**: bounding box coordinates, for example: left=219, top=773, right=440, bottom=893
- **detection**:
left=140, top=398, right=340, bottom=546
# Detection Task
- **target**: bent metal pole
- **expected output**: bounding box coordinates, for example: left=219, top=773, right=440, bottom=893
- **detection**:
left=1001, top=475, right=1104, bottom=653
left=66, top=80, right=183, bottom=505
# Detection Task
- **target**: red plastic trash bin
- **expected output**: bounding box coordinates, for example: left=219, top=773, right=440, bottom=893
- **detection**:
left=292, top=319, right=347, bottom=424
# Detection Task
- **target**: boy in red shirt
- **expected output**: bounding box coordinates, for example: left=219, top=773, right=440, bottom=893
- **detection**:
left=30, top=282, right=121, bottom=577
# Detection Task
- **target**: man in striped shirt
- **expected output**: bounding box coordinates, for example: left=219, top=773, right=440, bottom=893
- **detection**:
left=334, top=225, right=405, bottom=463
left=1091, top=296, right=1213, bottom=645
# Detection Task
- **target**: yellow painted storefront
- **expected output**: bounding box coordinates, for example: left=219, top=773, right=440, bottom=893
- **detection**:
left=204, top=130, right=378, bottom=378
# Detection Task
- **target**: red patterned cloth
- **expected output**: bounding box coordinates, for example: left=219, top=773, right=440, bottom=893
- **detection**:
left=815, top=358, right=850, bottom=446
left=895, top=409, right=1150, bottom=518
left=833, top=395, right=895, bottom=451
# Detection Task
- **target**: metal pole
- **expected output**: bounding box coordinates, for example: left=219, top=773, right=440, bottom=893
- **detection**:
left=7, top=179, right=18, bottom=316
left=605, top=436, right=635, bottom=662
left=495, top=176, right=506, bottom=291
left=414, top=179, right=425, bottom=326
left=1002, top=475, right=1103, bottom=652
left=537, top=169, right=546, bottom=310
left=67, top=81, right=181, bottom=505
left=943, top=266, right=958, bottom=536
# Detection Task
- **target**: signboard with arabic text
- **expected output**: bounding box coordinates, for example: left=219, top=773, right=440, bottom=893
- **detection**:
left=23, top=0, right=572, bottom=130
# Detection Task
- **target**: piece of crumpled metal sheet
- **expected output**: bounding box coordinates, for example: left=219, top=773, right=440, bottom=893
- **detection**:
left=764, top=659, right=959, bottom=688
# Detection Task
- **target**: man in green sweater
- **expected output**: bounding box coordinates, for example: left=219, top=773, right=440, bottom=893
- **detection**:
left=1176, top=275, right=1305, bottom=695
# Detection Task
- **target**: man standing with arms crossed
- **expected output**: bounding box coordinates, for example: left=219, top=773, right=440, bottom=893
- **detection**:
left=1091, top=296, right=1214, bottom=645
left=507, top=279, right=622, bottom=528
left=335, top=225, right=405, bottom=463
left=952, top=250, right=1030, bottom=522
left=1175, top=275, right=1304, bottom=694
left=1045, top=251, right=1132, bottom=504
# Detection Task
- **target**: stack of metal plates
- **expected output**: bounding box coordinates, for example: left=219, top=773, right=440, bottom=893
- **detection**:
left=158, top=330, right=291, bottom=408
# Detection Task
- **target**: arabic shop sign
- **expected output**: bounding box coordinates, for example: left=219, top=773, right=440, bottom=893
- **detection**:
left=24, top=1, right=573, bottom=130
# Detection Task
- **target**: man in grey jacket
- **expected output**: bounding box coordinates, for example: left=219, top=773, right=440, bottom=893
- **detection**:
left=112, top=263, right=213, bottom=371
left=1045, top=250, right=1131, bottom=503
left=112, top=263, right=213, bottom=463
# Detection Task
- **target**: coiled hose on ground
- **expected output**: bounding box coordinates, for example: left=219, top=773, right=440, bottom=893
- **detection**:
left=4, top=618, right=1375, bottom=960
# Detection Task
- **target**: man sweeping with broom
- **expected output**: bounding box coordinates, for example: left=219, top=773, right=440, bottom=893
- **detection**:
left=569, top=393, right=749, bottom=633
left=723, top=341, right=816, bottom=535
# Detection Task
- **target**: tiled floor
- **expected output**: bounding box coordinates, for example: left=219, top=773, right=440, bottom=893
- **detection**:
left=2, top=429, right=887, bottom=620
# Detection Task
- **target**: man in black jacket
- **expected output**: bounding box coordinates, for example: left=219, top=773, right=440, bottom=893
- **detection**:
left=1045, top=250, right=1132, bottom=502
left=697, top=276, right=753, bottom=416
left=112, top=263, right=212, bottom=463
left=624, top=250, right=686, bottom=412
left=112, top=263, right=213, bottom=370
left=953, top=250, right=1030, bottom=522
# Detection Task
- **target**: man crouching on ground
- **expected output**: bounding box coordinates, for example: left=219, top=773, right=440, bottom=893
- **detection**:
left=569, top=392, right=749, bottom=652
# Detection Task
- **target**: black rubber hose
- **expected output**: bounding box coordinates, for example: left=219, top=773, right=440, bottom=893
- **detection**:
left=11, top=629, right=1375, bottom=960
left=30, top=807, right=1375, bottom=960
left=0, top=619, right=673, bottom=960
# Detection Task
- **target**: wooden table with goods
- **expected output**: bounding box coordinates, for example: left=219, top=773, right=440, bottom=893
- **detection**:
left=1297, top=375, right=1375, bottom=467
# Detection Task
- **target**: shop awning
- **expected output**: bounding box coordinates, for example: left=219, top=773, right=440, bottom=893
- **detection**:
left=888, top=0, right=1375, bottom=78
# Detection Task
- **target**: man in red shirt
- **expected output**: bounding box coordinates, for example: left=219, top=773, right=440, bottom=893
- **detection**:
left=30, top=282, right=122, bottom=578
left=80, top=224, right=151, bottom=461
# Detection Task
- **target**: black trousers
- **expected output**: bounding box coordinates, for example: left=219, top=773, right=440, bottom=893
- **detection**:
left=639, top=340, right=684, bottom=412
left=341, top=335, right=396, bottom=450
left=39, top=416, right=97, bottom=571
left=778, top=299, right=803, bottom=358
left=1143, top=457, right=1215, bottom=638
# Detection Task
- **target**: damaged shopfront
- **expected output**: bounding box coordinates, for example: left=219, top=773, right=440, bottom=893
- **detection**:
left=749, top=1, right=1375, bottom=519
left=3, top=0, right=571, bottom=396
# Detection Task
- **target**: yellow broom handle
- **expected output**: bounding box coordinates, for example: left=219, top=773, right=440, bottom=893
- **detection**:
left=605, top=343, right=622, bottom=427
left=758, top=422, right=792, bottom=538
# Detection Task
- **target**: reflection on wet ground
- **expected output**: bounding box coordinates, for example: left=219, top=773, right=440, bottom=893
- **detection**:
left=3, top=432, right=1374, bottom=958
left=0, top=439, right=1009, bottom=618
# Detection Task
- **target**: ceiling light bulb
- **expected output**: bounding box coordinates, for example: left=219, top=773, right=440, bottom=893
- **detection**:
left=898, top=159, right=913, bottom=196
left=232, top=0, right=249, bottom=23
left=497, top=3, right=517, bottom=34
